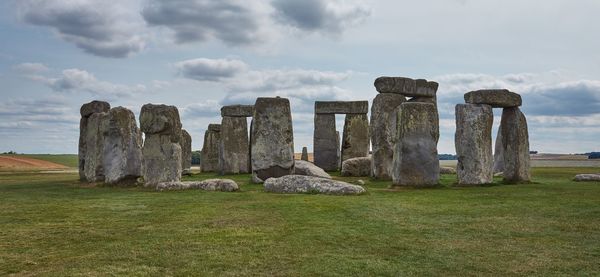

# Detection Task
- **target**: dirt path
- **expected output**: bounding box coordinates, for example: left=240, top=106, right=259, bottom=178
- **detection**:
left=0, top=156, right=69, bottom=171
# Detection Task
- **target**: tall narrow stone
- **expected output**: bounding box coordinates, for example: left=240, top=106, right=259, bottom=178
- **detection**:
left=493, top=127, right=504, bottom=174
left=201, top=124, right=221, bottom=172
left=83, top=111, right=109, bottom=182
left=251, top=97, right=294, bottom=183
left=103, top=107, right=143, bottom=184
left=181, top=129, right=192, bottom=175
left=341, top=114, right=369, bottom=164
left=455, top=104, right=493, bottom=185
left=219, top=117, right=249, bottom=174
left=500, top=107, right=530, bottom=183
left=392, top=102, right=439, bottom=187
left=79, top=101, right=110, bottom=181
left=313, top=113, right=338, bottom=171
left=370, top=93, right=406, bottom=180
left=301, top=147, right=309, bottom=161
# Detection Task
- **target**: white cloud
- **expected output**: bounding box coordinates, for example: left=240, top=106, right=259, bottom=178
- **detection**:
left=14, top=62, right=49, bottom=73
left=175, top=58, right=249, bottom=81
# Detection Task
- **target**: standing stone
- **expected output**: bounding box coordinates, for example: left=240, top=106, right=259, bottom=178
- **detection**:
left=455, top=104, right=493, bottom=185
left=140, top=104, right=183, bottom=186
left=336, top=131, right=341, bottom=168
left=500, top=107, right=530, bottom=183
left=301, top=147, right=309, bottom=161
left=181, top=129, right=192, bottom=176
left=493, top=127, right=504, bottom=174
left=341, top=114, right=369, bottom=164
left=219, top=116, right=249, bottom=174
left=251, top=97, right=294, bottom=183
left=313, top=113, right=338, bottom=171
left=201, top=124, right=221, bottom=172
left=392, top=102, right=439, bottom=187
left=102, top=107, right=143, bottom=184
left=370, top=93, right=406, bottom=180
left=83, top=111, right=109, bottom=182
left=79, top=100, right=110, bottom=181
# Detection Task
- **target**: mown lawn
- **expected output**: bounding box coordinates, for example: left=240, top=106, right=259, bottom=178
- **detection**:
left=0, top=168, right=599, bottom=276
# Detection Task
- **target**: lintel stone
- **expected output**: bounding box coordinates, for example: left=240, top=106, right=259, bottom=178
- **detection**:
left=315, top=101, right=368, bottom=114
left=464, top=89, right=522, bottom=108
left=221, top=105, right=254, bottom=117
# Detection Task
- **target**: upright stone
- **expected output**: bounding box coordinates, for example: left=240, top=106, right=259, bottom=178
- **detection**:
left=181, top=129, right=192, bottom=175
left=500, top=107, right=530, bottom=183
left=83, top=111, right=109, bottom=182
left=341, top=114, right=369, bottom=164
left=79, top=100, right=110, bottom=181
left=455, top=104, right=493, bottom=185
left=219, top=117, right=250, bottom=174
left=201, top=124, right=221, bottom=172
left=313, top=113, right=338, bottom=171
left=251, top=97, right=295, bottom=183
left=301, top=147, right=309, bottom=161
left=102, top=107, right=143, bottom=184
left=392, top=102, right=439, bottom=187
left=370, top=93, right=406, bottom=180
left=221, top=105, right=254, bottom=117
left=140, top=104, right=183, bottom=186
left=493, top=127, right=504, bottom=174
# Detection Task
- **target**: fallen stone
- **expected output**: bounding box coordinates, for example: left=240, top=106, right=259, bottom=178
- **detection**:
left=357, top=179, right=366, bottom=186
left=341, top=113, right=369, bottom=163
left=341, top=157, right=372, bottom=177
left=156, top=179, right=239, bottom=191
left=440, top=167, right=457, bottom=174
left=455, top=104, right=494, bottom=185
left=79, top=100, right=110, bottom=181
left=301, top=147, right=309, bottom=161
left=370, top=93, right=406, bottom=180
left=221, top=105, right=254, bottom=117
left=294, top=160, right=331, bottom=179
left=313, top=113, right=338, bottom=171
left=201, top=124, right=221, bottom=172
left=220, top=116, right=250, bottom=174
left=315, top=101, right=369, bottom=114
left=264, top=175, right=365, bottom=195
left=464, top=89, right=522, bottom=108
left=102, top=107, right=143, bottom=184
left=181, top=129, right=192, bottom=176
left=501, top=107, right=531, bottom=183
left=374, top=76, right=438, bottom=97
left=573, top=174, right=600, bottom=182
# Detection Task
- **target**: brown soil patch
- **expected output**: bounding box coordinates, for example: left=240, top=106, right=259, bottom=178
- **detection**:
left=294, top=153, right=314, bottom=162
left=0, top=155, right=69, bottom=171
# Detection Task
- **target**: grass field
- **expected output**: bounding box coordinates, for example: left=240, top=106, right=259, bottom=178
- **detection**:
left=1, top=168, right=599, bottom=276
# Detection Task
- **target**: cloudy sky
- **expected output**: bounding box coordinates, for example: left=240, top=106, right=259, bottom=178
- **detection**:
left=1, top=0, right=599, bottom=154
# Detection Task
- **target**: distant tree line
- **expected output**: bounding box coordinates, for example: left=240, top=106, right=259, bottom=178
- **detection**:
left=438, top=154, right=457, bottom=160
left=587, top=152, right=600, bottom=159
left=1, top=151, right=18, bottom=155
left=192, top=151, right=201, bottom=165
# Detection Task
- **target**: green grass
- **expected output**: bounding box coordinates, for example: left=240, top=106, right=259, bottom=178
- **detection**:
left=0, top=168, right=599, bottom=276
left=1, top=154, right=78, bottom=168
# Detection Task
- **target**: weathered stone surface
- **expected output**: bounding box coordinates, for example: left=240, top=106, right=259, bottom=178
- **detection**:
left=464, top=89, right=522, bottom=108
left=219, top=117, right=250, bottom=174
left=294, top=160, right=331, bottom=179
left=341, top=113, right=369, bottom=164
left=79, top=100, right=110, bottom=180
left=315, top=101, right=369, bottom=114
left=455, top=104, right=494, bottom=185
left=370, top=93, right=406, bottom=180
left=392, top=102, right=440, bottom=187
left=251, top=97, right=295, bottom=182
left=573, top=174, right=600, bottom=182
left=264, top=175, right=365, bottom=195
left=102, top=107, right=142, bottom=184
left=301, top=147, right=309, bottom=161
left=156, top=179, right=239, bottom=191
left=181, top=129, right=192, bottom=175
left=374, top=76, right=438, bottom=97
left=201, top=124, right=221, bottom=172
left=313, top=113, right=338, bottom=171
left=221, top=105, right=254, bottom=117
left=83, top=111, right=109, bottom=182
left=341, top=156, right=372, bottom=177
left=493, top=127, right=504, bottom=173
left=440, top=167, right=457, bottom=174
left=139, top=104, right=182, bottom=141
left=501, top=107, right=530, bottom=183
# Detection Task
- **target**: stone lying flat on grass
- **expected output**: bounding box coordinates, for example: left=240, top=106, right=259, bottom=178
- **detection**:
left=440, top=167, right=457, bottom=174
left=464, top=89, right=522, bottom=108
left=156, top=179, right=239, bottom=191
left=264, top=175, right=365, bottom=195
left=294, top=160, right=331, bottom=179
left=341, top=156, right=371, bottom=177
left=573, top=174, right=600, bottom=182
left=374, top=76, right=438, bottom=97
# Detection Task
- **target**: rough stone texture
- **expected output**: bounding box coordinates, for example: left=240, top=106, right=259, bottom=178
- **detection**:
left=336, top=131, right=341, bottom=168
left=464, top=89, right=522, bottom=108
left=264, top=175, right=365, bottom=195
left=455, top=104, right=494, bottom=185
left=294, top=160, right=331, bottom=179
left=341, top=113, right=369, bottom=164
left=181, top=129, right=192, bottom=175
left=501, top=107, right=531, bottom=183
left=493, top=127, right=504, bottom=173
left=313, top=113, right=338, bottom=171
left=140, top=104, right=183, bottom=186
left=341, top=157, right=372, bottom=177
left=370, top=93, right=406, bottom=180
left=79, top=100, right=110, bottom=180
left=102, top=107, right=143, bottom=184
left=301, top=147, right=309, bottom=161
left=392, top=102, right=440, bottom=187
left=221, top=105, right=254, bottom=117
left=83, top=111, right=109, bottom=182
left=440, top=167, right=457, bottom=174
left=315, top=101, right=369, bottom=114
left=573, top=174, right=600, bottom=182
left=374, top=76, right=438, bottom=97
left=251, top=97, right=295, bottom=183
left=219, top=116, right=250, bottom=174
left=156, top=179, right=239, bottom=191
left=201, top=124, right=221, bottom=172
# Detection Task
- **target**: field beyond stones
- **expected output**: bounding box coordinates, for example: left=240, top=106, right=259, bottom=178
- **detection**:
left=1, top=166, right=599, bottom=276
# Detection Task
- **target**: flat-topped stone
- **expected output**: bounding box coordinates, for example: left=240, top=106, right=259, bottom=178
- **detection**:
left=574, top=174, right=600, bottom=182
left=464, top=89, right=522, bottom=108
left=315, top=101, right=369, bottom=114
left=221, top=105, right=254, bottom=117
left=80, top=100, right=110, bottom=117
left=374, top=76, right=438, bottom=97
left=156, top=179, right=239, bottom=191
left=208, top=124, right=221, bottom=132
left=264, top=175, right=365, bottom=195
